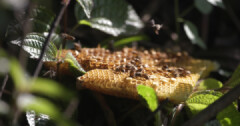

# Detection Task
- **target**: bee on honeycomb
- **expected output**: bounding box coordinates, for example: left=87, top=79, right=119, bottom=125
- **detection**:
left=44, top=47, right=217, bottom=104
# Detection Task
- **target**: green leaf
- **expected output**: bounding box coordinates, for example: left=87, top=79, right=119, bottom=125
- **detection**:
left=226, top=64, right=240, bottom=88
left=137, top=85, right=158, bottom=112
left=65, top=52, right=86, bottom=76
left=194, top=0, right=213, bottom=15
left=79, top=19, right=91, bottom=26
left=11, top=32, right=58, bottom=61
left=198, top=78, right=223, bottom=91
left=0, top=57, right=9, bottom=75
left=217, top=104, right=240, bottom=126
left=75, top=0, right=143, bottom=36
left=183, top=21, right=207, bottom=49
left=31, top=6, right=55, bottom=33
left=10, top=58, right=28, bottom=91
left=17, top=94, right=61, bottom=120
left=26, top=110, right=50, bottom=126
left=113, top=35, right=149, bottom=47
left=207, top=0, right=225, bottom=9
left=186, top=90, right=222, bottom=116
left=0, top=100, right=10, bottom=114
left=30, top=78, right=73, bottom=100
left=76, top=0, right=93, bottom=18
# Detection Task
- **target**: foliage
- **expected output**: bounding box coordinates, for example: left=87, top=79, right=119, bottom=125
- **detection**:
left=183, top=20, right=206, bottom=49
left=0, top=0, right=240, bottom=125
left=75, top=0, right=143, bottom=36
left=11, top=32, right=58, bottom=61
left=198, top=78, right=223, bottom=91
left=137, top=85, right=158, bottom=112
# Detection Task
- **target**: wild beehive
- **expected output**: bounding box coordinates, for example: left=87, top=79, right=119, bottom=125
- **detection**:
left=44, top=47, right=217, bottom=103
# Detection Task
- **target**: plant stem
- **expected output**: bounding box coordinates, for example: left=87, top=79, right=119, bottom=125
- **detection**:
left=179, top=4, right=194, bottom=18
left=183, top=83, right=240, bottom=126
left=222, top=0, right=240, bottom=32
left=33, top=0, right=71, bottom=78
left=170, top=103, right=184, bottom=126
left=0, top=74, right=9, bottom=99
left=174, top=0, right=180, bottom=42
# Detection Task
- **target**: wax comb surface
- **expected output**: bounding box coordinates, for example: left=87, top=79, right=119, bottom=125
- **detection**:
left=45, top=47, right=217, bottom=103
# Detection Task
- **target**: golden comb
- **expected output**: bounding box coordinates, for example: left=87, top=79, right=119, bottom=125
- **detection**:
left=44, top=47, right=217, bottom=103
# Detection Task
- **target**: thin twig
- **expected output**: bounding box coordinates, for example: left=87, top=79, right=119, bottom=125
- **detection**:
left=92, top=92, right=117, bottom=126
left=170, top=103, right=184, bottom=126
left=183, top=83, right=240, bottom=126
left=33, top=0, right=71, bottom=77
left=0, top=74, right=9, bottom=99
left=174, top=0, right=180, bottom=42
left=64, top=98, right=79, bottom=118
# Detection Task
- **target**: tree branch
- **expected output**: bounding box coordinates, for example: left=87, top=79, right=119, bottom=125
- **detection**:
left=33, top=0, right=71, bottom=77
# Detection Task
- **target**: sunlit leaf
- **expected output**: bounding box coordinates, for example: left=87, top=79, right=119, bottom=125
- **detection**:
left=11, top=32, right=58, bottom=61
left=65, top=52, right=86, bottom=76
left=198, top=78, right=223, bottom=91
left=194, top=0, right=213, bottom=15
left=17, top=94, right=61, bottom=119
left=207, top=0, right=225, bottom=8
left=113, top=35, right=149, bottom=47
left=226, top=64, right=240, bottom=88
left=26, top=110, right=50, bottom=126
left=75, top=0, right=143, bottom=36
left=0, top=100, right=10, bottom=114
left=10, top=58, right=28, bottom=91
left=31, top=78, right=73, bottom=100
left=183, top=21, right=206, bottom=49
left=76, top=0, right=93, bottom=18
left=217, top=104, right=240, bottom=126
left=137, top=85, right=158, bottom=112
left=186, top=90, right=222, bottom=116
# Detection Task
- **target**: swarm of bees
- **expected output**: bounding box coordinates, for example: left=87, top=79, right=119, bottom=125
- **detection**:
left=44, top=47, right=217, bottom=103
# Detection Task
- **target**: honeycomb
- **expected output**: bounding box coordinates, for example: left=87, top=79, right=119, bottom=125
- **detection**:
left=44, top=47, right=217, bottom=103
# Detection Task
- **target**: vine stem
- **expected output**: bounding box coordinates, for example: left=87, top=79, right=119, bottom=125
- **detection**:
left=0, top=74, right=9, bottom=99
left=174, top=0, right=180, bottom=42
left=33, top=0, right=71, bottom=78
left=183, top=83, right=240, bottom=126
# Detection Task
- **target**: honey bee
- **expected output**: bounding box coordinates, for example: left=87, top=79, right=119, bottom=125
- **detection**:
left=61, top=33, right=75, bottom=41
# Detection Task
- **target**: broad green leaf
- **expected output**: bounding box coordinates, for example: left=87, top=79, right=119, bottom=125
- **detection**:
left=113, top=35, right=149, bottom=47
left=0, top=57, right=9, bottom=74
left=194, top=0, right=213, bottom=15
left=0, top=100, right=10, bottom=114
left=26, top=110, right=50, bottom=126
left=17, top=94, right=61, bottom=120
left=226, top=64, right=240, bottom=88
left=11, top=32, right=58, bottom=61
left=30, top=78, right=73, bottom=100
left=31, top=6, right=55, bottom=33
left=75, top=0, right=143, bottom=36
left=183, top=21, right=206, bottom=49
left=217, top=104, right=240, bottom=126
left=65, top=52, right=86, bottom=76
left=137, top=85, right=158, bottom=112
left=207, top=0, right=225, bottom=8
left=76, top=0, right=93, bottom=18
left=10, top=58, right=28, bottom=91
left=198, top=78, right=223, bottom=91
left=186, top=90, right=222, bottom=116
